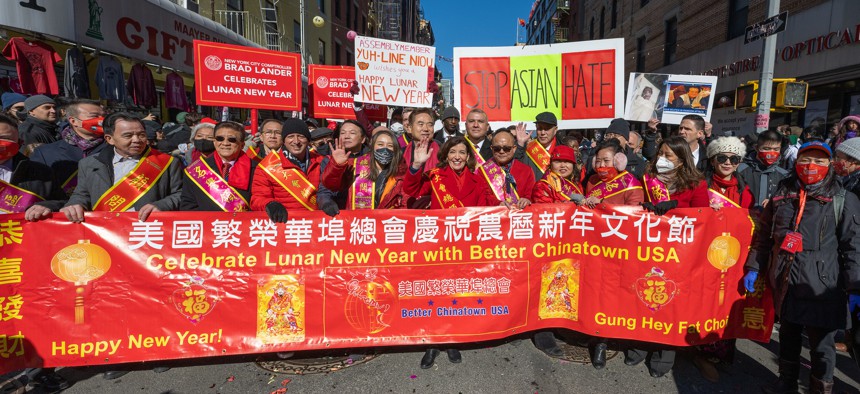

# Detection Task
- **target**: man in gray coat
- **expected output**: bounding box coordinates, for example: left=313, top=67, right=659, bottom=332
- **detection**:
left=60, top=112, right=182, bottom=222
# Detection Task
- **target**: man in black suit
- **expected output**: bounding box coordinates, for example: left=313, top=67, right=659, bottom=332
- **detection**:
left=464, top=108, right=493, bottom=161
left=433, top=106, right=462, bottom=145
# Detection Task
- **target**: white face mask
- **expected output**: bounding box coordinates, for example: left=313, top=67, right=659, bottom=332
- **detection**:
left=656, top=156, right=676, bottom=174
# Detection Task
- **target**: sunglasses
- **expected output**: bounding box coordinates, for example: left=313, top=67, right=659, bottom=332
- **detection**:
left=491, top=145, right=514, bottom=153
left=715, top=154, right=741, bottom=165
left=215, top=136, right=240, bottom=143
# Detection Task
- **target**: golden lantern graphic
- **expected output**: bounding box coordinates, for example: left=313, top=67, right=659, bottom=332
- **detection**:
left=707, top=232, right=741, bottom=305
left=50, top=240, right=112, bottom=324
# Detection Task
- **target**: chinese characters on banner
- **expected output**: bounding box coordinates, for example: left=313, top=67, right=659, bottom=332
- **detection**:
left=354, top=36, right=435, bottom=108
left=0, top=205, right=772, bottom=372
left=308, top=65, right=388, bottom=122
left=454, top=39, right=625, bottom=129
left=193, top=40, right=301, bottom=111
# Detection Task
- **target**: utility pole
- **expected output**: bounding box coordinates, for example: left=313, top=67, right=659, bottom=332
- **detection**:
left=755, top=0, right=780, bottom=134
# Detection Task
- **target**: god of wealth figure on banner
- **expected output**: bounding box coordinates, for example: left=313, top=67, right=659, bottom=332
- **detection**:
left=256, top=275, right=305, bottom=344
left=538, top=259, right=580, bottom=320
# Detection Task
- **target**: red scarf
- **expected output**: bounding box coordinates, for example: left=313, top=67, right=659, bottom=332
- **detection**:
left=452, top=167, right=468, bottom=192
left=711, top=174, right=740, bottom=204
left=214, top=153, right=253, bottom=190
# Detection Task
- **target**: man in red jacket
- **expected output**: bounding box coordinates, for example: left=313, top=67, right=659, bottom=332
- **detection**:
left=251, top=118, right=324, bottom=222
left=482, top=129, right=535, bottom=208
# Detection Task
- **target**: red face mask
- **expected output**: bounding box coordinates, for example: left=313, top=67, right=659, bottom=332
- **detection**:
left=596, top=166, right=619, bottom=182
left=795, top=162, right=829, bottom=185
left=0, top=140, right=19, bottom=162
left=757, top=151, right=779, bottom=166
left=81, top=117, right=105, bottom=135
left=833, top=160, right=849, bottom=177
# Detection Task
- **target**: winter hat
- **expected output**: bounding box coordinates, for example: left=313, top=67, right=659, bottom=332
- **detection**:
left=535, top=111, right=557, bottom=126
left=798, top=140, right=832, bottom=158
left=441, top=106, right=460, bottom=121
left=176, top=111, right=189, bottom=124
left=707, top=137, right=747, bottom=158
left=605, top=118, right=630, bottom=140
left=1, top=92, right=26, bottom=111
left=24, top=95, right=54, bottom=112
left=142, top=120, right=161, bottom=140
left=836, top=137, right=860, bottom=162
left=550, top=145, right=577, bottom=163
left=281, top=118, right=311, bottom=140
left=310, top=127, right=334, bottom=140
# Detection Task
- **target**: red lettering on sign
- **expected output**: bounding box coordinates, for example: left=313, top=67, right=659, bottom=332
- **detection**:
left=561, top=50, right=615, bottom=120
left=459, top=57, right=511, bottom=122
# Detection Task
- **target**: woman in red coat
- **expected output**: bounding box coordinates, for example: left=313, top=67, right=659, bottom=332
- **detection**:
left=531, top=145, right=585, bottom=204
left=404, top=135, right=495, bottom=210
left=403, top=135, right=493, bottom=369
left=583, top=139, right=645, bottom=207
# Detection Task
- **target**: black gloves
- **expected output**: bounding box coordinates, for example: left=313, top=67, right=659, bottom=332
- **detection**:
left=265, top=201, right=288, bottom=223
left=641, top=200, right=678, bottom=216
left=320, top=199, right=340, bottom=217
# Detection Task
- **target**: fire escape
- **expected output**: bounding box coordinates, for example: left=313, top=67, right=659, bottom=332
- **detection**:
left=555, top=0, right=570, bottom=42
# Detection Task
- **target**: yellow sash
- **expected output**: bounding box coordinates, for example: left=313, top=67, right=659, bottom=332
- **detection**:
left=93, top=149, right=173, bottom=212
left=525, top=140, right=551, bottom=174
left=429, top=168, right=464, bottom=209
left=259, top=153, right=318, bottom=210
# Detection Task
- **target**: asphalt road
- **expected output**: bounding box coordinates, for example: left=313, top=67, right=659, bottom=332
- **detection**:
left=6, top=329, right=860, bottom=394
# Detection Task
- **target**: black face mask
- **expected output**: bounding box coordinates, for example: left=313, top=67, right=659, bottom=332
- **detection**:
left=193, top=139, right=215, bottom=154
left=14, top=110, right=27, bottom=122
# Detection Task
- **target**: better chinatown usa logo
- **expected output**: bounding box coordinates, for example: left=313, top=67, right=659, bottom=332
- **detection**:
left=316, top=76, right=329, bottom=89
left=204, top=55, right=223, bottom=71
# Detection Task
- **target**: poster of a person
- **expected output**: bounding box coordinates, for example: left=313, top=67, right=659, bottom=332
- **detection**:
left=660, top=74, right=718, bottom=124
left=624, top=73, right=667, bottom=122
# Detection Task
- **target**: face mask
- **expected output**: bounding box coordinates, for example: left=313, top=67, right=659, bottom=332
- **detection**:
left=374, top=148, right=394, bottom=165
left=655, top=157, right=675, bottom=174
left=81, top=117, right=105, bottom=135
left=795, top=162, right=829, bottom=185
left=846, top=131, right=858, bottom=139
left=0, top=140, right=19, bottom=162
left=833, top=160, right=849, bottom=177
left=14, top=110, right=27, bottom=122
left=757, top=151, right=779, bottom=166
left=596, top=166, right=618, bottom=182
left=193, top=139, right=215, bottom=154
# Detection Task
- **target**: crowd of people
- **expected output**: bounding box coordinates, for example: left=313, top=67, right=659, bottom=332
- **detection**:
left=2, top=89, right=860, bottom=394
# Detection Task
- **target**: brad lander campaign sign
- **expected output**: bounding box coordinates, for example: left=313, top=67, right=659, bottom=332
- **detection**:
left=193, top=40, right=301, bottom=111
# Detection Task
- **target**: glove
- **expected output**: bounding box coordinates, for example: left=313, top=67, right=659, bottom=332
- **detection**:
left=320, top=199, right=340, bottom=217
left=350, top=80, right=360, bottom=96
left=642, top=200, right=678, bottom=216
left=850, top=294, right=860, bottom=318
left=265, top=201, right=288, bottom=223
left=743, top=271, right=758, bottom=293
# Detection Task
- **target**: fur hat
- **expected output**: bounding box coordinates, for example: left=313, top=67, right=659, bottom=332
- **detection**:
left=706, top=136, right=747, bottom=158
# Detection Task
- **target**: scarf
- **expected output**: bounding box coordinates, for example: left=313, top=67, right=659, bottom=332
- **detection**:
left=711, top=174, right=740, bottom=204
left=61, top=126, right=103, bottom=156
left=214, top=153, right=252, bottom=190
left=452, top=167, right=468, bottom=192
left=656, top=171, right=677, bottom=195
left=502, top=161, right=517, bottom=194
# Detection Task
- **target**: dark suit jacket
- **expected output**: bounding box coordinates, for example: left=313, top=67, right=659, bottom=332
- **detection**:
left=4, top=153, right=58, bottom=209
left=180, top=155, right=258, bottom=211
left=433, top=129, right=464, bottom=146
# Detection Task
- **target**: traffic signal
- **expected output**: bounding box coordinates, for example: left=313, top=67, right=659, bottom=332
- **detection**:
left=735, top=82, right=758, bottom=110
left=775, top=81, right=808, bottom=108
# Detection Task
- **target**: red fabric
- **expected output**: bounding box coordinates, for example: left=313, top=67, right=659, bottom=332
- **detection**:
left=127, top=63, right=157, bottom=108
left=2, top=37, right=62, bottom=95
left=585, top=174, right=645, bottom=205
left=403, top=140, right=440, bottom=170
left=670, top=180, right=710, bottom=208
left=711, top=175, right=740, bottom=205
left=322, top=158, right=410, bottom=209
left=403, top=165, right=495, bottom=208
left=250, top=151, right=325, bottom=211
left=164, top=72, right=188, bottom=110
left=483, top=160, right=536, bottom=204
left=214, top=153, right=253, bottom=190
left=532, top=180, right=570, bottom=203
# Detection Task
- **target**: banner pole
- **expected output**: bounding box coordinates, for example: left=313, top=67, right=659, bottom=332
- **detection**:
left=250, top=109, right=258, bottom=135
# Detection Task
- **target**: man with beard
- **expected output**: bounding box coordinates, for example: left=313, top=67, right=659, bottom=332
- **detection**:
left=19, top=95, right=58, bottom=149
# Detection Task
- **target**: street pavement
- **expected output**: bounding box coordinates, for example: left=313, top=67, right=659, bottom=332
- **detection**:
left=6, top=329, right=860, bottom=394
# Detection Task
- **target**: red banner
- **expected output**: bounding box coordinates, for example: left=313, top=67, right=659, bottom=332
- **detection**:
left=308, top=65, right=387, bottom=122
left=193, top=40, right=301, bottom=111
left=0, top=205, right=772, bottom=372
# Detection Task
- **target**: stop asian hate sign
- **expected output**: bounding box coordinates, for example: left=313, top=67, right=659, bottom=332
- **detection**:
left=193, top=40, right=301, bottom=111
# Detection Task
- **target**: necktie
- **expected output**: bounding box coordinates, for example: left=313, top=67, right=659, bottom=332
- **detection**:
left=223, top=162, right=231, bottom=181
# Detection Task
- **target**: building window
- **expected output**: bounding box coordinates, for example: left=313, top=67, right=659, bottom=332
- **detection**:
left=318, top=0, right=325, bottom=14
left=636, top=36, right=646, bottom=72
left=346, top=1, right=352, bottom=28
left=589, top=17, right=594, bottom=40
left=347, top=50, right=353, bottom=66
left=664, top=17, right=677, bottom=66
left=264, top=1, right=279, bottom=49
left=226, top=0, right=244, bottom=36
left=293, top=21, right=301, bottom=51
left=611, top=0, right=617, bottom=29
left=361, top=15, right=366, bottom=34
left=727, top=0, right=749, bottom=40
left=335, top=0, right=341, bottom=19
left=318, top=40, right=326, bottom=64
left=600, top=7, right=605, bottom=38
left=353, top=4, right=359, bottom=31
left=335, top=42, right=342, bottom=65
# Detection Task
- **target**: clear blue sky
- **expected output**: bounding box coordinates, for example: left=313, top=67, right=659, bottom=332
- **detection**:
left=424, top=0, right=531, bottom=80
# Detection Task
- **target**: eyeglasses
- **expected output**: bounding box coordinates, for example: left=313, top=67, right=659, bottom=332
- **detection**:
left=491, top=146, right=514, bottom=153
left=215, top=136, right=240, bottom=143
left=714, top=154, right=741, bottom=165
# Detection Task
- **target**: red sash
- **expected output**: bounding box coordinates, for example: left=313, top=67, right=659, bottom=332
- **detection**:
left=93, top=150, right=173, bottom=212
left=525, top=140, right=551, bottom=175
left=642, top=174, right=671, bottom=203
left=588, top=172, right=642, bottom=200
left=185, top=159, right=250, bottom=212
left=259, top=153, right=318, bottom=210
left=0, top=179, right=44, bottom=213
left=539, top=172, right=582, bottom=201
left=397, top=134, right=409, bottom=149
left=351, top=154, right=375, bottom=209
left=429, top=168, right=464, bottom=209
left=467, top=138, right=486, bottom=167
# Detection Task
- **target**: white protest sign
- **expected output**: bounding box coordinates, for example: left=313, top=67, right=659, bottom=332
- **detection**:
left=354, top=36, right=435, bottom=108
